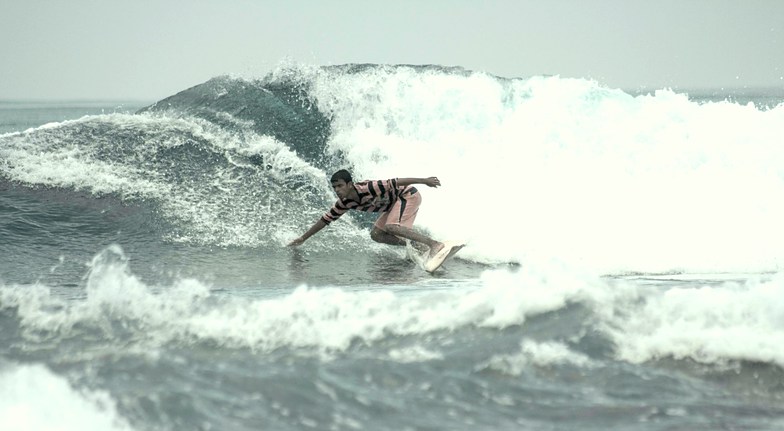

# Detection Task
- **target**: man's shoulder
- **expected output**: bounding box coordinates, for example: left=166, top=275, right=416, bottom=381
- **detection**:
left=353, top=180, right=372, bottom=192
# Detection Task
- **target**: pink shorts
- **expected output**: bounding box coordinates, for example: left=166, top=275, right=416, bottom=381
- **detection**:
left=374, top=187, right=421, bottom=230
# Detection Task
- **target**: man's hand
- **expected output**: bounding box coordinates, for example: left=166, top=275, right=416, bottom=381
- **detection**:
left=397, top=177, right=441, bottom=188
left=288, top=237, right=305, bottom=247
left=423, top=177, right=441, bottom=188
left=287, top=220, right=326, bottom=247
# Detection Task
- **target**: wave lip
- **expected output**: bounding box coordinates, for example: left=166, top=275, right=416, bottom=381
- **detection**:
left=138, top=74, right=333, bottom=168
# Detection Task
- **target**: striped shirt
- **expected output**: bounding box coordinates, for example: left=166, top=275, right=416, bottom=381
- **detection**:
left=321, top=178, right=415, bottom=224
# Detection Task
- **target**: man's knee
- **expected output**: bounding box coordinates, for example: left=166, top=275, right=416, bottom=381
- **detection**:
left=370, top=227, right=385, bottom=242
left=384, top=224, right=404, bottom=235
left=371, top=226, right=406, bottom=246
left=384, top=224, right=410, bottom=237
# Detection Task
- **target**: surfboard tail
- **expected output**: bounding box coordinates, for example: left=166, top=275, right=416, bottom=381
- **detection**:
left=424, top=241, right=466, bottom=273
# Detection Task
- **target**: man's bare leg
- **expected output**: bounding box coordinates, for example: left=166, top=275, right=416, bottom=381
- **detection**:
left=370, top=227, right=406, bottom=246
left=373, top=225, right=444, bottom=257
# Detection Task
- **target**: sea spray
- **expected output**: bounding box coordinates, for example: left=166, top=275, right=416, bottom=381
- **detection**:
left=306, top=66, right=784, bottom=274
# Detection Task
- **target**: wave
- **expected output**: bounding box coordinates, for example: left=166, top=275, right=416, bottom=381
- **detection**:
left=0, top=111, right=333, bottom=248
left=138, top=73, right=334, bottom=169
left=2, top=63, right=784, bottom=273
left=3, top=246, right=784, bottom=373
left=604, top=272, right=784, bottom=366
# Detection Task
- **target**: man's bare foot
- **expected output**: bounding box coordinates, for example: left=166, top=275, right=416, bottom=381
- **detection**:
left=428, top=242, right=445, bottom=258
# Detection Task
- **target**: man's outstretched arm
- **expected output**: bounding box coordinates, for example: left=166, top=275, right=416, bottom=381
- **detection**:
left=396, top=177, right=441, bottom=188
left=288, top=219, right=328, bottom=247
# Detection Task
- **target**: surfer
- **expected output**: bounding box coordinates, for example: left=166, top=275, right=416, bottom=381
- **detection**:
left=288, top=169, right=445, bottom=257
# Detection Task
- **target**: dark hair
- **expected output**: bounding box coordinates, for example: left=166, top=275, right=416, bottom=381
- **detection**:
left=330, top=169, right=353, bottom=183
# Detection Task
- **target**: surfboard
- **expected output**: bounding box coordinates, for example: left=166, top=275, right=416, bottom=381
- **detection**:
left=424, top=241, right=465, bottom=273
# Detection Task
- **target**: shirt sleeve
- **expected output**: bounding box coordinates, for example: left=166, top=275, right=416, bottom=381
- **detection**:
left=321, top=200, right=349, bottom=224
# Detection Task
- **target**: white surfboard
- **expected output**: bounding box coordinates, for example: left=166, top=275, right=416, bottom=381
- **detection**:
left=424, top=241, right=466, bottom=273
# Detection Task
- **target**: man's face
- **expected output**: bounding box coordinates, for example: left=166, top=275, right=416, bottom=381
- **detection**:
left=332, top=179, right=353, bottom=200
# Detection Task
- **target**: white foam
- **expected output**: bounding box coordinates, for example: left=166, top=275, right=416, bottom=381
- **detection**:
left=0, top=363, right=134, bottom=431
left=480, top=339, right=593, bottom=375
left=4, top=245, right=784, bottom=367
left=603, top=272, right=784, bottom=367
left=0, top=247, right=597, bottom=356
left=306, top=66, right=784, bottom=274
left=0, top=245, right=212, bottom=343
left=387, top=346, right=444, bottom=363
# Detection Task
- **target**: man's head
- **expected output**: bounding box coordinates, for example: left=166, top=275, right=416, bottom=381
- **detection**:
left=331, top=169, right=354, bottom=200
left=330, top=169, right=353, bottom=184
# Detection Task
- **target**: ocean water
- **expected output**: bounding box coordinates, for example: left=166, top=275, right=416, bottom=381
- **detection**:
left=2, top=64, right=784, bottom=431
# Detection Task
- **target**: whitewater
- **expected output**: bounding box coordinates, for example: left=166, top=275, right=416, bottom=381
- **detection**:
left=2, top=63, right=784, bottom=430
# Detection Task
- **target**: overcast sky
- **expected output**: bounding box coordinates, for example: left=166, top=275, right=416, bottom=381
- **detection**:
left=1, top=0, right=782, bottom=101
